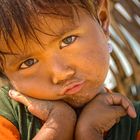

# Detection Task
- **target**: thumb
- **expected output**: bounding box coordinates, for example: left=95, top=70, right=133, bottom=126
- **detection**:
left=9, top=90, right=32, bottom=107
left=9, top=90, right=50, bottom=121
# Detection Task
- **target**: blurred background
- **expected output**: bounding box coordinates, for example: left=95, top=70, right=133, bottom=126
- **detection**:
left=105, top=0, right=140, bottom=101
left=0, top=0, right=140, bottom=101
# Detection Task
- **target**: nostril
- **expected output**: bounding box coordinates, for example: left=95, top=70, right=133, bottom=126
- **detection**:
left=52, top=76, right=61, bottom=84
left=52, top=67, right=75, bottom=85
left=52, top=77, right=65, bottom=85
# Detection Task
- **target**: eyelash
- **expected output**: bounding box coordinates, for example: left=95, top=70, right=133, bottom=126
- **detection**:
left=18, top=36, right=77, bottom=69
left=60, top=35, right=77, bottom=49
left=19, top=58, right=38, bottom=69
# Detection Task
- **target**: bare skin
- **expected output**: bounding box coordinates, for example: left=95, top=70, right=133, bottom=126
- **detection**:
left=75, top=92, right=136, bottom=140
left=0, top=0, right=136, bottom=139
left=9, top=90, right=76, bottom=140
left=9, top=89, right=136, bottom=140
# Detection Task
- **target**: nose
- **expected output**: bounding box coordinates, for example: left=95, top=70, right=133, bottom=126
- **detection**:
left=51, top=62, right=75, bottom=85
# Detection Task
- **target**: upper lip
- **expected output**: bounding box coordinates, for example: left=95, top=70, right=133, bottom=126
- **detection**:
left=60, top=80, right=85, bottom=95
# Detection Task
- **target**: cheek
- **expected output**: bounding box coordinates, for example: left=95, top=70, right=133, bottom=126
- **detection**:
left=9, top=76, right=51, bottom=99
left=76, top=43, right=109, bottom=69
left=74, top=44, right=109, bottom=84
left=9, top=75, right=62, bottom=100
left=88, top=50, right=109, bottom=78
left=10, top=77, right=40, bottom=93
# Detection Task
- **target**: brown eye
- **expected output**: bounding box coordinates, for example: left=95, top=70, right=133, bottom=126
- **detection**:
left=60, top=36, right=77, bottom=49
left=20, top=58, right=38, bottom=69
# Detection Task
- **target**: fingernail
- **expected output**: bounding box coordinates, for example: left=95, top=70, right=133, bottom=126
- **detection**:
left=132, top=111, right=137, bottom=118
left=9, top=90, right=18, bottom=97
left=129, top=107, right=137, bottom=118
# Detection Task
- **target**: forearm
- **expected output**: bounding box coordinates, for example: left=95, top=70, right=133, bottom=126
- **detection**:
left=32, top=123, right=58, bottom=140
left=33, top=121, right=74, bottom=140
left=33, top=107, right=76, bottom=140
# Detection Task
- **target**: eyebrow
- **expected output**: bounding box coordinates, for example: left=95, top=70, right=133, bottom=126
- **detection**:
left=1, top=22, right=80, bottom=66
left=0, top=49, right=36, bottom=64
left=35, top=22, right=80, bottom=37
left=2, top=52, right=37, bottom=67
left=58, top=24, right=80, bottom=36
left=0, top=52, right=19, bottom=67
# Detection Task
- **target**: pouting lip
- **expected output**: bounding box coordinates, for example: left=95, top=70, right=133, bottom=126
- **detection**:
left=60, top=80, right=85, bottom=95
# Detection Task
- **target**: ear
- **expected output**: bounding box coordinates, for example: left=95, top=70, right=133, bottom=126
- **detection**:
left=97, top=0, right=110, bottom=38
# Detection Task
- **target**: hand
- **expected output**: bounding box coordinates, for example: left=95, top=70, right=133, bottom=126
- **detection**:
left=75, top=91, right=136, bottom=140
left=9, top=90, right=76, bottom=140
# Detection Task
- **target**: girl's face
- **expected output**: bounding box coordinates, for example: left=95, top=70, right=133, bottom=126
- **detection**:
left=2, top=9, right=110, bottom=107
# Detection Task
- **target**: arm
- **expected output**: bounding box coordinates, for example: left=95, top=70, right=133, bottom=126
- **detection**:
left=33, top=104, right=76, bottom=140
left=75, top=91, right=136, bottom=140
left=9, top=90, right=76, bottom=140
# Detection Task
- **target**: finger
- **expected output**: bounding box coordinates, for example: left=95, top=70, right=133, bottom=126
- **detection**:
left=107, top=106, right=121, bottom=124
left=112, top=106, right=126, bottom=121
left=112, top=94, right=136, bottom=118
left=121, top=97, right=136, bottom=118
left=9, top=90, right=32, bottom=107
left=107, top=93, right=136, bottom=118
left=27, top=105, right=49, bottom=121
left=9, top=90, right=50, bottom=121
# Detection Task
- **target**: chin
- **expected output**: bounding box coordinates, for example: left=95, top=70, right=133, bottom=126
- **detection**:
left=63, top=98, right=90, bottom=108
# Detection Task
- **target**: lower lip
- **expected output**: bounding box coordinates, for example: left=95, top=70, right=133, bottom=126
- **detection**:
left=64, top=83, right=84, bottom=95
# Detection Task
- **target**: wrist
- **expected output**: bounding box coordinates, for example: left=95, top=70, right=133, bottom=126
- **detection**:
left=75, top=124, right=103, bottom=140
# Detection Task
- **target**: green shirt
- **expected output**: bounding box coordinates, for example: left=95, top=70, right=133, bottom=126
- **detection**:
left=0, top=86, right=140, bottom=140
left=0, top=86, right=42, bottom=140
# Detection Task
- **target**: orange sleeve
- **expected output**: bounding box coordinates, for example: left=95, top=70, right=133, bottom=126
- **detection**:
left=137, top=130, right=140, bottom=140
left=0, top=115, right=20, bottom=140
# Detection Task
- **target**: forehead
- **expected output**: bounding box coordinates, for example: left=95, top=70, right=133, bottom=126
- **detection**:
left=0, top=7, right=86, bottom=55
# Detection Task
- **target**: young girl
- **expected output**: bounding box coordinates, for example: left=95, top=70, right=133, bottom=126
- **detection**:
left=0, top=0, right=139, bottom=139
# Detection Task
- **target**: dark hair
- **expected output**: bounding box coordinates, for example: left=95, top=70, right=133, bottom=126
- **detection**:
left=0, top=0, right=99, bottom=78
